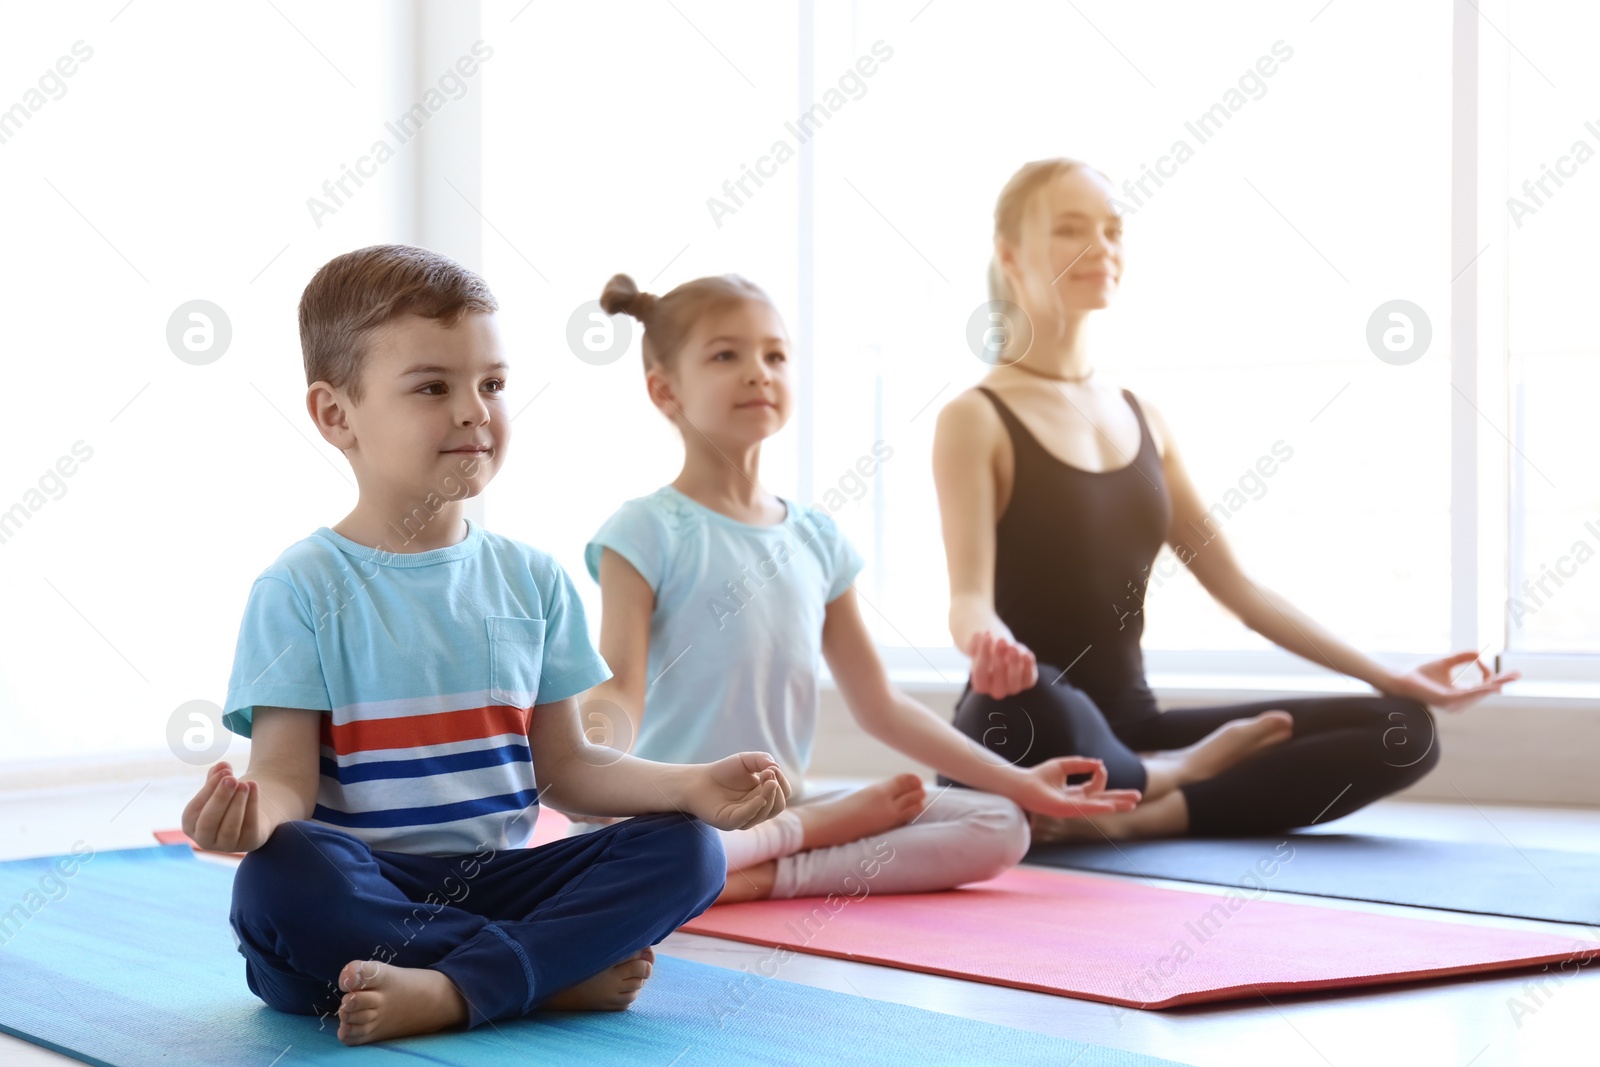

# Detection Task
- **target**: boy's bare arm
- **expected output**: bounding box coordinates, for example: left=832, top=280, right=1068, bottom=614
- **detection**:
left=181, top=706, right=321, bottom=852
left=545, top=549, right=653, bottom=823
left=529, top=694, right=791, bottom=831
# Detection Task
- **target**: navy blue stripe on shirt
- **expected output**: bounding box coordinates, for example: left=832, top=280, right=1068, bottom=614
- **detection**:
left=320, top=741, right=532, bottom=784
left=313, top=789, right=540, bottom=830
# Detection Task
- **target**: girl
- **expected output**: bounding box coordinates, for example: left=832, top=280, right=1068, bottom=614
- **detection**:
left=566, top=270, right=1141, bottom=903
left=932, top=157, right=1521, bottom=841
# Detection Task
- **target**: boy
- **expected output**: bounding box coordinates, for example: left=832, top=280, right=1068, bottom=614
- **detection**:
left=182, top=244, right=791, bottom=1047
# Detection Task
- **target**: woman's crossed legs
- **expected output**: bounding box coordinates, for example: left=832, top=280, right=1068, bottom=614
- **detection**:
left=941, top=667, right=1439, bottom=839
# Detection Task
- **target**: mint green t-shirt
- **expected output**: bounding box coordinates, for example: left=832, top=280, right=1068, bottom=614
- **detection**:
left=584, top=486, right=864, bottom=793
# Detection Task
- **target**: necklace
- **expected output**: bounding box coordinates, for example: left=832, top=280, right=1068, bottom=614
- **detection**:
left=1009, top=361, right=1096, bottom=384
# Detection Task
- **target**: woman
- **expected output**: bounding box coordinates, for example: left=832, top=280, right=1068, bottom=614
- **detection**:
left=932, top=158, right=1520, bottom=840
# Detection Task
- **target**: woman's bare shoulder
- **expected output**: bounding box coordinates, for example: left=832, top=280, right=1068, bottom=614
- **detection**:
left=935, top=383, right=1006, bottom=441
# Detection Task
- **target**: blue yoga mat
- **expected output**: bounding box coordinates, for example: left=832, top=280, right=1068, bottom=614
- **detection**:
left=1026, top=832, right=1600, bottom=925
left=0, top=843, right=1185, bottom=1066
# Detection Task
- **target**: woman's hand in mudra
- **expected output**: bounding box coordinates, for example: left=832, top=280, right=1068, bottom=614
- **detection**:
left=1385, top=651, right=1521, bottom=713
left=966, top=630, right=1038, bottom=699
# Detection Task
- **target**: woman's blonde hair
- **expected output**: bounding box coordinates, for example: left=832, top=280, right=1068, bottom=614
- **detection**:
left=599, top=272, right=775, bottom=373
left=988, top=158, right=1112, bottom=305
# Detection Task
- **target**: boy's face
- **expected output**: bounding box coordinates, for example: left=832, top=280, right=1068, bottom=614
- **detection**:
left=327, top=311, right=510, bottom=507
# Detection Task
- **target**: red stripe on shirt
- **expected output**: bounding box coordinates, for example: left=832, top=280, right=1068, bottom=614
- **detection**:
left=320, top=705, right=531, bottom=757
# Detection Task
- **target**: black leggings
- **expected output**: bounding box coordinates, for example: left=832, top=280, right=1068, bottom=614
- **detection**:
left=937, top=664, right=1441, bottom=836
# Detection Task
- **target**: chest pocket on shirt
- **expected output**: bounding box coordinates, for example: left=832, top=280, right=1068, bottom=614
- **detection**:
left=486, top=616, right=545, bottom=709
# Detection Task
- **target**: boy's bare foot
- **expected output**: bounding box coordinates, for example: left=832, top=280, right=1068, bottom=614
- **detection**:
left=1142, top=711, right=1294, bottom=800
left=539, top=946, right=655, bottom=1011
left=796, top=773, right=926, bottom=851
left=334, top=958, right=468, bottom=1046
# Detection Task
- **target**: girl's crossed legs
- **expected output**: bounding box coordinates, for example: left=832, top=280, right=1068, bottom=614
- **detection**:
left=715, top=775, right=1030, bottom=903
left=568, top=775, right=1029, bottom=902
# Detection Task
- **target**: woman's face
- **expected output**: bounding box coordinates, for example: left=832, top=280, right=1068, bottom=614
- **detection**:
left=1001, top=168, right=1124, bottom=316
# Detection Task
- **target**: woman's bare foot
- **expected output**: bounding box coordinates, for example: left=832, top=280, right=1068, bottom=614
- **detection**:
left=1031, top=790, right=1190, bottom=843
left=1142, top=711, right=1294, bottom=800
left=333, top=958, right=469, bottom=1046
left=539, top=946, right=655, bottom=1011
left=795, top=773, right=926, bottom=851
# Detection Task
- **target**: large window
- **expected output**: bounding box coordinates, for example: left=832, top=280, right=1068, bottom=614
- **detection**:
left=1504, top=3, right=1600, bottom=657
left=1, top=2, right=407, bottom=762
left=3, top=2, right=1590, bottom=769
left=805, top=2, right=1454, bottom=659
left=479, top=3, right=801, bottom=589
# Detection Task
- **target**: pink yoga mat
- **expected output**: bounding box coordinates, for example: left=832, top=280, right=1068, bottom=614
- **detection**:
left=681, top=865, right=1600, bottom=1008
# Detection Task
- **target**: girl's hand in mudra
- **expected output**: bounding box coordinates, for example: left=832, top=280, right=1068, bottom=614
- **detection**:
left=1012, top=757, right=1142, bottom=820
left=1386, top=651, right=1521, bottom=712
left=967, top=630, right=1038, bottom=699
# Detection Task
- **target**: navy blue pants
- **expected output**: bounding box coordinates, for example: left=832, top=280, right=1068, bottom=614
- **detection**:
left=229, top=810, right=725, bottom=1030
left=939, top=669, right=1440, bottom=836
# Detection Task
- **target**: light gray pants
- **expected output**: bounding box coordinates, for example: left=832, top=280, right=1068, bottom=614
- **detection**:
left=564, top=781, right=1030, bottom=900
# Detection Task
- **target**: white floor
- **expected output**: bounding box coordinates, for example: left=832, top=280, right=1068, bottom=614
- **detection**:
left=4, top=776, right=1600, bottom=1067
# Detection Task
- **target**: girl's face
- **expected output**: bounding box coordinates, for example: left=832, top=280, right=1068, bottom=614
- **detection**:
left=654, top=299, right=792, bottom=444
left=999, top=168, right=1124, bottom=317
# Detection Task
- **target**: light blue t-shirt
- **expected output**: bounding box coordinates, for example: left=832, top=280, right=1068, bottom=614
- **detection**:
left=584, top=486, right=864, bottom=793
left=222, top=518, right=612, bottom=856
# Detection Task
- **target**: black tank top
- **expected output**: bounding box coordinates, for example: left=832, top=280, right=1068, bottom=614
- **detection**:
left=978, top=385, right=1172, bottom=724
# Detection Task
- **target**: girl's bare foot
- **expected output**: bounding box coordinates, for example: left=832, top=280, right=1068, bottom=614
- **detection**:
left=333, top=958, right=469, bottom=1046
left=1142, top=711, right=1294, bottom=800
left=796, top=773, right=925, bottom=851
left=539, top=946, right=655, bottom=1011
left=712, top=776, right=926, bottom=906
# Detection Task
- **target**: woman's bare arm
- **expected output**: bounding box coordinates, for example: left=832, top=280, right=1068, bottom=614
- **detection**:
left=933, top=390, right=1008, bottom=653
left=933, top=389, right=1038, bottom=698
left=1149, top=397, right=1520, bottom=708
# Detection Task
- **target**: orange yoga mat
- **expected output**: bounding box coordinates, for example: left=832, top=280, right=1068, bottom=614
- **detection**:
left=681, top=865, right=1600, bottom=1009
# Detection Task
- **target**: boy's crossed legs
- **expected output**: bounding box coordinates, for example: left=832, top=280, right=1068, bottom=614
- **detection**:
left=230, top=810, right=725, bottom=1045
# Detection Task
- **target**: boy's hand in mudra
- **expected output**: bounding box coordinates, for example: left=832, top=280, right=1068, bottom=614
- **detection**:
left=685, top=751, right=793, bottom=831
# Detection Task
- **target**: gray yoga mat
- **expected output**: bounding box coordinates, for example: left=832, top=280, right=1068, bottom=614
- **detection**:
left=1024, top=833, right=1600, bottom=926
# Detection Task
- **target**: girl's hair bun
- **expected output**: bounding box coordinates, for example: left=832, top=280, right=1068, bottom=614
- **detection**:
left=600, top=273, right=657, bottom=322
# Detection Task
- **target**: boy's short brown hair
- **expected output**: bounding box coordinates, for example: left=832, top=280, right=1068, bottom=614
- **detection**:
left=299, top=244, right=499, bottom=403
